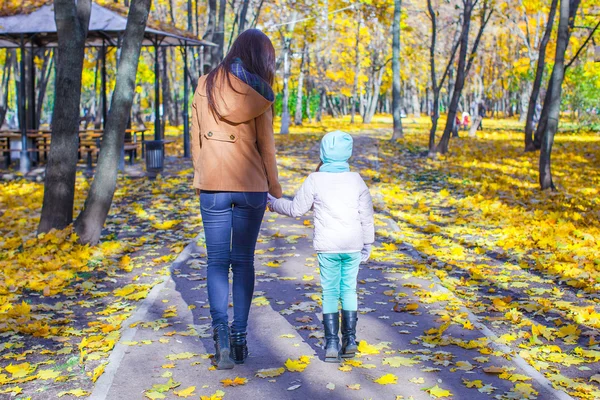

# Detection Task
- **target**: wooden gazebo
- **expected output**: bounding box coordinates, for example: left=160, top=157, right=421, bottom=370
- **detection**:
left=0, top=2, right=214, bottom=171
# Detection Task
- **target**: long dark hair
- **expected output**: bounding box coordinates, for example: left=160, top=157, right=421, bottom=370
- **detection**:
left=205, top=29, right=276, bottom=119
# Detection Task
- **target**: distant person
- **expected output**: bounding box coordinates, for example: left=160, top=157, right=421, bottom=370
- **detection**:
left=477, top=102, right=486, bottom=130
left=453, top=113, right=461, bottom=137
left=461, top=111, right=471, bottom=130
left=190, top=29, right=282, bottom=370
left=268, top=131, right=375, bottom=363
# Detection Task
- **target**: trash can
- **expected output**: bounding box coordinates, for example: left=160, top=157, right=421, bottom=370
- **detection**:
left=145, top=140, right=164, bottom=175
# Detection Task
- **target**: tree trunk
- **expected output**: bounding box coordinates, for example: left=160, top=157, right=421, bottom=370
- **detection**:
left=350, top=19, right=361, bottom=124
left=316, top=88, right=325, bottom=122
left=211, top=0, right=226, bottom=66
left=391, top=0, right=403, bottom=139
left=38, top=0, right=92, bottom=233
left=518, top=80, right=532, bottom=123
left=161, top=47, right=176, bottom=125
left=539, top=0, right=574, bottom=191
left=534, top=0, right=580, bottom=150
left=238, top=0, right=250, bottom=33
left=74, top=0, right=151, bottom=244
left=436, top=0, right=492, bottom=154
left=525, top=0, right=558, bottom=151
left=204, top=0, right=217, bottom=68
left=294, top=42, right=306, bottom=126
left=35, top=51, right=54, bottom=128
left=411, top=78, right=420, bottom=117
left=363, top=67, right=385, bottom=124
left=435, top=3, right=472, bottom=154
left=280, top=39, right=291, bottom=134
left=0, top=50, right=13, bottom=128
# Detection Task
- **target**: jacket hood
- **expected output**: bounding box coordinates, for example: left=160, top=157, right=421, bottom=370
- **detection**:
left=320, top=130, right=354, bottom=164
left=198, top=72, right=273, bottom=124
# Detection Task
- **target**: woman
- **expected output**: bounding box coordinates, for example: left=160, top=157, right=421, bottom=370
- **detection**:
left=190, top=29, right=282, bottom=370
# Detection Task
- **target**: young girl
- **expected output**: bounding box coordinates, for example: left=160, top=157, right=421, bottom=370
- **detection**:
left=268, top=131, right=374, bottom=362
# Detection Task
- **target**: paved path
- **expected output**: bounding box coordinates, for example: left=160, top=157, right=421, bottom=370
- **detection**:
left=92, top=135, right=572, bottom=400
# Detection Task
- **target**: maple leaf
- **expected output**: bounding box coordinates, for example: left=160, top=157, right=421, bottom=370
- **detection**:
left=37, top=368, right=60, bottom=380
left=58, top=389, right=90, bottom=397
left=382, top=356, right=420, bottom=367
left=91, top=363, right=106, bottom=382
left=424, top=384, right=453, bottom=398
left=285, top=356, right=311, bottom=372
left=462, top=378, right=483, bottom=388
left=512, top=383, right=538, bottom=399
left=221, top=377, right=247, bottom=387
left=166, top=352, right=196, bottom=361
left=256, top=367, right=285, bottom=378
left=200, top=390, right=225, bottom=400
left=174, top=386, right=196, bottom=397
left=145, top=391, right=166, bottom=400
left=357, top=340, right=380, bottom=355
left=374, top=373, right=398, bottom=385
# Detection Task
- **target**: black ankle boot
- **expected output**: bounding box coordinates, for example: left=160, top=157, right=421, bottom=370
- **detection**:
left=212, top=324, right=234, bottom=369
left=340, top=310, right=358, bottom=358
left=230, top=332, right=248, bottom=364
left=323, top=313, right=341, bottom=363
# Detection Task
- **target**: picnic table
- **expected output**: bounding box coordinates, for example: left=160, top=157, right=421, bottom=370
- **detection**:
left=0, top=128, right=150, bottom=169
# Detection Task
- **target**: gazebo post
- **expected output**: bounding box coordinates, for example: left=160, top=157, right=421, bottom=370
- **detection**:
left=182, top=43, right=190, bottom=158
left=101, top=41, right=107, bottom=128
left=19, top=35, right=30, bottom=173
left=200, top=45, right=205, bottom=76
left=154, top=39, right=161, bottom=140
left=29, top=39, right=36, bottom=130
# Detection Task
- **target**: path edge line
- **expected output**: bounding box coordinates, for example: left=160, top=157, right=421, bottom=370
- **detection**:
left=381, top=211, right=575, bottom=400
left=88, top=236, right=200, bottom=400
left=370, top=138, right=574, bottom=400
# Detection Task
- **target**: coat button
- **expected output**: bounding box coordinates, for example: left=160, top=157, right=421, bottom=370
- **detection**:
left=208, top=132, right=213, bottom=137
left=230, top=135, right=235, bottom=140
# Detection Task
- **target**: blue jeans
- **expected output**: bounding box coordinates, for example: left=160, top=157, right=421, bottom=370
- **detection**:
left=200, top=191, right=267, bottom=333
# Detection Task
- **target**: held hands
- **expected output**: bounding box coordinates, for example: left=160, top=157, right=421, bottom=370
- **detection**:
left=266, top=193, right=277, bottom=212
left=360, top=244, right=372, bottom=263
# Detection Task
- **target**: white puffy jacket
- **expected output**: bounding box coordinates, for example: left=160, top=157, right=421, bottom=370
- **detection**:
left=270, top=172, right=375, bottom=253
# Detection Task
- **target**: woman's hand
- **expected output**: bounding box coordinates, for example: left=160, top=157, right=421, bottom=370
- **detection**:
left=266, top=193, right=277, bottom=212
left=195, top=188, right=200, bottom=196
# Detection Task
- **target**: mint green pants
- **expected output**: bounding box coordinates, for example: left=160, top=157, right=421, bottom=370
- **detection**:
left=318, top=252, right=361, bottom=314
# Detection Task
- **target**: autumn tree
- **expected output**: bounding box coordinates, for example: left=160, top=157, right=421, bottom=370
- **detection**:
left=74, top=0, right=152, bottom=244
left=38, top=0, right=92, bottom=233
left=390, top=0, right=403, bottom=139
left=538, top=0, right=581, bottom=190
left=524, top=0, right=558, bottom=151
left=435, top=0, right=493, bottom=155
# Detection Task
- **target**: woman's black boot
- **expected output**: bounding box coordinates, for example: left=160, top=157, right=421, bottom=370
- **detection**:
left=230, top=332, right=248, bottom=364
left=340, top=310, right=358, bottom=358
left=212, top=324, right=234, bottom=369
left=323, top=313, right=341, bottom=363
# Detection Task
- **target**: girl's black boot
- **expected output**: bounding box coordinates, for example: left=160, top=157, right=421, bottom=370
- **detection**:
left=340, top=310, right=358, bottom=358
left=230, top=332, right=248, bottom=364
left=323, top=313, right=341, bottom=363
left=212, top=324, right=234, bottom=369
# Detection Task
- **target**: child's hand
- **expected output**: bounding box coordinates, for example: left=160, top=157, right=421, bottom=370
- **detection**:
left=267, top=193, right=277, bottom=212
left=360, top=244, right=372, bottom=263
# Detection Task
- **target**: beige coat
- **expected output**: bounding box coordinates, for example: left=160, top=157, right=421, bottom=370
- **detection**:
left=190, top=73, right=282, bottom=198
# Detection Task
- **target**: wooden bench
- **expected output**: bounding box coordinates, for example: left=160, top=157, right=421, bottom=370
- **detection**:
left=0, top=137, right=10, bottom=168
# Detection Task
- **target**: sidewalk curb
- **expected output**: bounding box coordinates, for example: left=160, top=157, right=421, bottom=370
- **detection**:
left=380, top=208, right=574, bottom=400
left=88, top=236, right=200, bottom=400
left=366, top=137, right=574, bottom=400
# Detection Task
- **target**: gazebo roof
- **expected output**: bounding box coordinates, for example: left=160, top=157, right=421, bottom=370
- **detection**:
left=0, top=3, right=214, bottom=48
